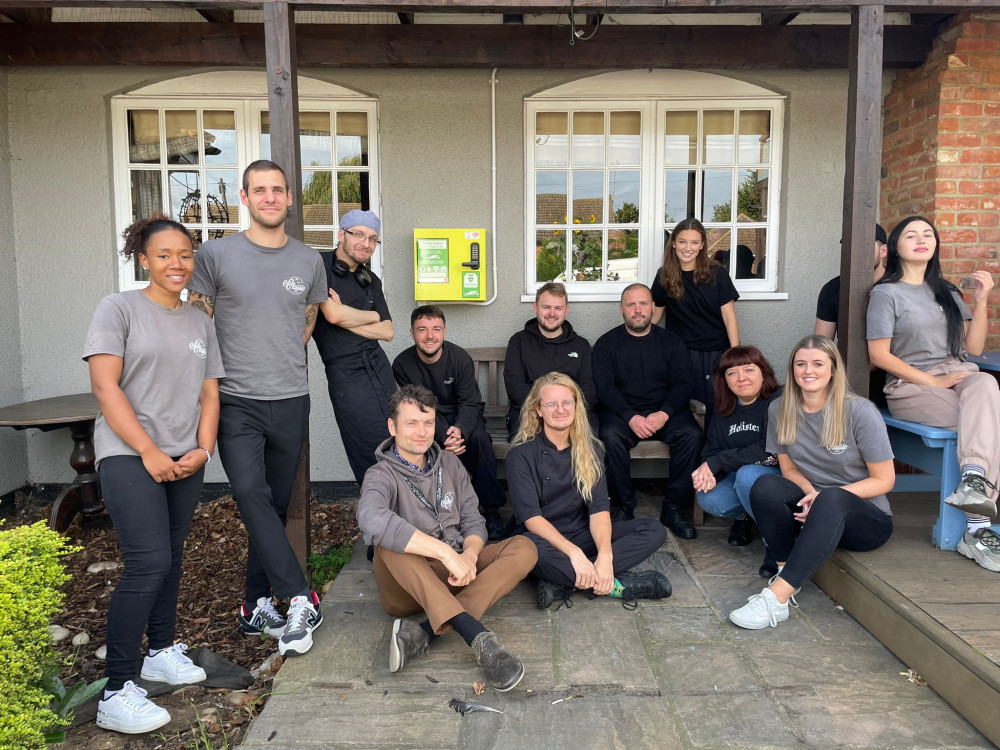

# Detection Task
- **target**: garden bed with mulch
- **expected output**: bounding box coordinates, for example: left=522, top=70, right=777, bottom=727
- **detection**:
left=9, top=489, right=360, bottom=750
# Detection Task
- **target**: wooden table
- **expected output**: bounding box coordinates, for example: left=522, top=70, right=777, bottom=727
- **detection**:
left=0, top=393, right=103, bottom=532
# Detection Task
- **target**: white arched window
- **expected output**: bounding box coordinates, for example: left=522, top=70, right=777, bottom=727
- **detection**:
left=111, top=71, right=380, bottom=291
left=525, top=70, right=785, bottom=300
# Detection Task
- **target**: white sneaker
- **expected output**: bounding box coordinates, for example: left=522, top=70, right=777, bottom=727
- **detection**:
left=97, top=681, right=171, bottom=734
left=768, top=568, right=801, bottom=607
left=140, top=643, right=207, bottom=685
left=957, top=527, right=1000, bottom=572
left=729, top=587, right=789, bottom=630
left=278, top=592, right=323, bottom=657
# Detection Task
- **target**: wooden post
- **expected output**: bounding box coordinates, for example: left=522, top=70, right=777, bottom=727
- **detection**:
left=263, top=1, right=310, bottom=574
left=838, top=4, right=884, bottom=397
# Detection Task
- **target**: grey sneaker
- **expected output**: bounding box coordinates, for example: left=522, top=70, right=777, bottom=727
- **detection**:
left=957, top=527, right=1000, bottom=572
left=389, top=619, right=430, bottom=673
left=945, top=474, right=998, bottom=517
left=729, top=587, right=789, bottom=630
left=471, top=631, right=525, bottom=692
left=278, top=592, right=323, bottom=657
left=239, top=596, right=286, bottom=637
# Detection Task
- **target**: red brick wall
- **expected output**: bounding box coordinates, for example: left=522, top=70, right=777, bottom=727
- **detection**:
left=881, top=12, right=1000, bottom=349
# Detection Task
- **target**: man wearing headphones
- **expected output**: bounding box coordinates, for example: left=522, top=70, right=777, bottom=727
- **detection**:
left=313, top=209, right=397, bottom=484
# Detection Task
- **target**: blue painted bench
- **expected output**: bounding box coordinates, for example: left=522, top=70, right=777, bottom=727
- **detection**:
left=880, top=411, right=967, bottom=550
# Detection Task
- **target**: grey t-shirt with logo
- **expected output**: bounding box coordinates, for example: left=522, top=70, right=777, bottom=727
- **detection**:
left=188, top=232, right=327, bottom=399
left=767, top=396, right=894, bottom=515
left=866, top=281, right=972, bottom=385
left=84, top=290, right=226, bottom=466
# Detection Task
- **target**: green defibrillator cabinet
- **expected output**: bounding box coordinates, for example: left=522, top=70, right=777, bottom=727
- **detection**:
left=413, top=228, right=486, bottom=302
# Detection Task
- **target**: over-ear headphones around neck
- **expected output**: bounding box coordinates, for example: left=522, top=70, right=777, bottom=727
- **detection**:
left=331, top=258, right=372, bottom=288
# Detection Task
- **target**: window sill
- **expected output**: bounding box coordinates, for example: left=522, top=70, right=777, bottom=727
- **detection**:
left=519, top=291, right=789, bottom=303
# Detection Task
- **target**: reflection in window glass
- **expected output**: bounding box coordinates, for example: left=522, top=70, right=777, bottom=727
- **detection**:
left=203, top=111, right=237, bottom=166
left=128, top=110, right=160, bottom=164
left=165, top=110, right=199, bottom=165
left=536, top=172, right=567, bottom=226
left=168, top=170, right=201, bottom=224
left=571, top=230, right=604, bottom=281
left=664, top=170, right=696, bottom=224
left=260, top=111, right=271, bottom=160
left=609, top=170, right=640, bottom=224
left=609, top=112, right=641, bottom=166
left=608, top=229, right=639, bottom=282
left=338, top=171, right=369, bottom=218
left=536, top=229, right=567, bottom=281
left=738, top=110, right=771, bottom=164
left=664, top=111, right=697, bottom=165
left=130, top=170, right=162, bottom=223
left=703, top=110, right=735, bottom=165
left=573, top=112, right=604, bottom=167
left=706, top=227, right=732, bottom=270
left=736, top=169, right=768, bottom=222
left=736, top=226, right=767, bottom=279
left=336, top=112, right=368, bottom=165
left=572, top=171, right=604, bottom=224
left=300, top=112, right=332, bottom=167
left=703, top=169, right=734, bottom=222
left=304, top=230, right=335, bottom=249
left=204, top=170, right=239, bottom=227
left=535, top=112, right=568, bottom=167
left=302, top=172, right=334, bottom=226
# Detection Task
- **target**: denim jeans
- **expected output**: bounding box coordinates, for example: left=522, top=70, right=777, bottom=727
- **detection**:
left=696, top=464, right=781, bottom=519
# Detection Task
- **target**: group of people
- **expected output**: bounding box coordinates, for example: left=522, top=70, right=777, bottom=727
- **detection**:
left=83, top=156, right=1000, bottom=734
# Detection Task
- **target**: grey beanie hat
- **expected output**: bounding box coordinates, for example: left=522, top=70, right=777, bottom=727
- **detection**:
left=340, top=209, right=381, bottom=233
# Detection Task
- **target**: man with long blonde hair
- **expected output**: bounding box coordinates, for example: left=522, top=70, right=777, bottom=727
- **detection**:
left=508, top=373, right=671, bottom=609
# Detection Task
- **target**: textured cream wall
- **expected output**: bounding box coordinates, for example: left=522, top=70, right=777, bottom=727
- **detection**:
left=4, top=66, right=888, bottom=485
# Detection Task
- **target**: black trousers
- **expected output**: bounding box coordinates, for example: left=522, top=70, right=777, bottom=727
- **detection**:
left=598, top=409, right=704, bottom=512
left=100, top=455, right=204, bottom=691
left=749, top=473, right=893, bottom=590
left=325, top=348, right=395, bottom=484
left=689, top=348, right=724, bottom=426
left=218, top=392, right=310, bottom=603
left=524, top=518, right=666, bottom=588
left=454, top=417, right=507, bottom=511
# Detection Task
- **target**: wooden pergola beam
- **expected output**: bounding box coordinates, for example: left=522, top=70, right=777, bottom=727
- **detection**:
left=760, top=11, right=799, bottom=24
left=0, top=7, right=51, bottom=21
left=0, top=22, right=937, bottom=67
left=197, top=8, right=234, bottom=21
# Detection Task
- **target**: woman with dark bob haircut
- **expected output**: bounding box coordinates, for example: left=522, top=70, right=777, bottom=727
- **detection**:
left=691, top=346, right=782, bottom=560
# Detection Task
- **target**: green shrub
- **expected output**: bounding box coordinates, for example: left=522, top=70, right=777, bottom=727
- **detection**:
left=0, top=522, right=78, bottom=750
left=308, top=544, right=354, bottom=591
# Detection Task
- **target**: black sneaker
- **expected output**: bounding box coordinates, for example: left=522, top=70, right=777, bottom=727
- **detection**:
left=483, top=510, right=505, bottom=541
left=238, top=596, right=286, bottom=637
left=536, top=579, right=574, bottom=610
left=617, top=570, right=672, bottom=609
left=759, top=547, right=779, bottom=579
left=471, top=630, right=525, bottom=692
left=660, top=503, right=696, bottom=539
left=278, top=591, right=323, bottom=657
left=728, top=517, right=755, bottom=547
left=609, top=506, right=634, bottom=522
left=389, top=618, right=430, bottom=673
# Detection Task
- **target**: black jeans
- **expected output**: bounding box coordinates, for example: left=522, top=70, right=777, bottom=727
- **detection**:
left=598, top=409, right=703, bottom=512
left=218, top=392, right=310, bottom=604
left=455, top=417, right=507, bottom=511
left=100, top=455, right=204, bottom=691
left=749, top=473, right=893, bottom=590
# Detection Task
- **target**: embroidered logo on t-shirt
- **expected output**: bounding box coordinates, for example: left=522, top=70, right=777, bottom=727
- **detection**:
left=283, top=276, right=307, bottom=295
left=827, top=442, right=848, bottom=455
left=728, top=421, right=760, bottom=437
left=189, top=339, right=207, bottom=359
left=444, top=377, right=454, bottom=385
left=441, top=491, right=456, bottom=510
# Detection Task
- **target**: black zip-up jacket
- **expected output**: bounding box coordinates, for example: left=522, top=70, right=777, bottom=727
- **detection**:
left=504, top=319, right=597, bottom=410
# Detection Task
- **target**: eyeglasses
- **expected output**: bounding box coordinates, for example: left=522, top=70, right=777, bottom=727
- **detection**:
left=343, top=229, right=381, bottom=247
left=540, top=400, right=576, bottom=411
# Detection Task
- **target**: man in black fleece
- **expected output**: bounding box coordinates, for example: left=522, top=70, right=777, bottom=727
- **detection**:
left=392, top=305, right=508, bottom=539
left=504, top=282, right=598, bottom=440
left=593, top=284, right=704, bottom=539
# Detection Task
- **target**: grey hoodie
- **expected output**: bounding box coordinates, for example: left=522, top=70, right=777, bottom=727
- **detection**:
left=357, top=437, right=488, bottom=554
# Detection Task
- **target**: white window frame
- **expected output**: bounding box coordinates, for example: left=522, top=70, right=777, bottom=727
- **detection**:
left=111, top=95, right=380, bottom=292
left=524, top=87, right=785, bottom=302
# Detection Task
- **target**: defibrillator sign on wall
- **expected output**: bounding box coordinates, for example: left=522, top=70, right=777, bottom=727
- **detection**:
left=413, top=228, right=486, bottom=302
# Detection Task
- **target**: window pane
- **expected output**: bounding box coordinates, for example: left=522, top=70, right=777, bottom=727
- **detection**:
left=336, top=112, right=368, bottom=168
left=130, top=170, right=162, bottom=222
left=188, top=229, right=204, bottom=252
left=536, top=229, right=567, bottom=282
left=608, top=229, right=639, bottom=282
left=706, top=227, right=732, bottom=269
left=128, top=110, right=160, bottom=164
left=203, top=110, right=237, bottom=165
left=609, top=170, right=640, bottom=224
left=736, top=227, right=767, bottom=279
left=535, top=112, right=568, bottom=167
left=165, top=110, right=199, bottom=165
left=204, top=170, right=239, bottom=225
left=168, top=170, right=201, bottom=224
left=302, top=171, right=333, bottom=226
left=739, top=110, right=771, bottom=164
left=338, top=171, right=369, bottom=219
left=609, top=111, right=641, bottom=166
left=664, top=170, right=696, bottom=224
left=703, top=110, right=735, bottom=165
left=536, top=172, right=567, bottom=226
left=300, top=111, right=332, bottom=167
left=703, top=169, right=734, bottom=222
left=664, top=111, right=696, bottom=166
left=205, top=227, right=238, bottom=245
left=572, top=171, right=604, bottom=224
left=736, top=169, right=768, bottom=222
left=304, top=230, right=335, bottom=249
left=572, top=111, right=604, bottom=167
left=571, top=230, right=603, bottom=281
left=260, top=111, right=271, bottom=160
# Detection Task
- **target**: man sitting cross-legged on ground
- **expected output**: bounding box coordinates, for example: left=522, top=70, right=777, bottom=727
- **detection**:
left=506, top=372, right=671, bottom=610
left=357, top=385, right=538, bottom=691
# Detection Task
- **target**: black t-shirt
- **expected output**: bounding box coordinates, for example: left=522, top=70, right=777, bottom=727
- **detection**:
left=651, top=265, right=739, bottom=352
left=816, top=276, right=840, bottom=324
left=702, top=389, right=781, bottom=476
left=312, top=251, right=391, bottom=364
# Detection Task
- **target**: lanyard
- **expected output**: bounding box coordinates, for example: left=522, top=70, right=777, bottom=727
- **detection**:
left=392, top=464, right=455, bottom=545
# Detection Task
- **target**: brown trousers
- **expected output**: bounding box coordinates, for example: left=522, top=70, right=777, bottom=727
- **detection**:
left=886, top=358, right=1000, bottom=504
left=372, top=536, right=537, bottom=634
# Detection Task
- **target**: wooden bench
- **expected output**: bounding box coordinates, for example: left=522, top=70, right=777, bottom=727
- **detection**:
left=468, top=346, right=707, bottom=523
left=880, top=410, right=966, bottom=551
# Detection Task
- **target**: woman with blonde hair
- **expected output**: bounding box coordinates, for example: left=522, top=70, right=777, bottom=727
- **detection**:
left=729, top=336, right=895, bottom=630
left=507, top=373, right=670, bottom=609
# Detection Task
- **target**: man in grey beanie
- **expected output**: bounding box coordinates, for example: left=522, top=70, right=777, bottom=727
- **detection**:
left=312, top=209, right=398, bottom=484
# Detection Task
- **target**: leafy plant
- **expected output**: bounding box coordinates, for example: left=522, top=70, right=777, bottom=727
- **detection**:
left=308, top=544, right=354, bottom=591
left=38, top=665, right=107, bottom=744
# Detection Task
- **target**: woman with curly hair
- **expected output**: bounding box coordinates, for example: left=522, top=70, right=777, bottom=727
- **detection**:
left=85, top=216, right=224, bottom=733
